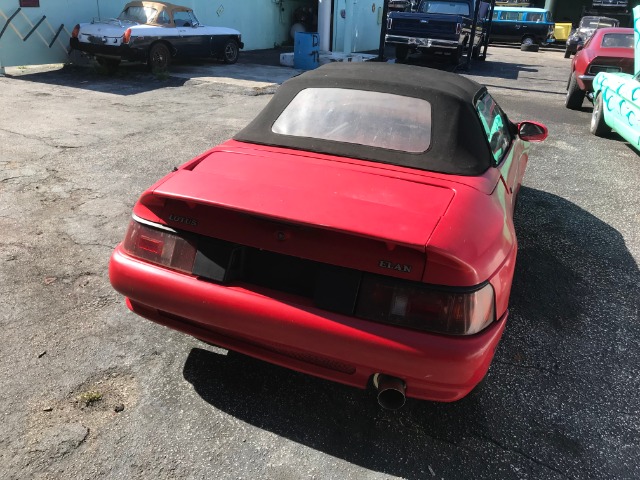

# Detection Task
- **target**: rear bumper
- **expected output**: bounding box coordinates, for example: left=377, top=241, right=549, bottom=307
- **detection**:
left=577, top=74, right=595, bottom=91
left=109, top=245, right=507, bottom=402
left=385, top=34, right=459, bottom=51
left=69, top=38, right=146, bottom=61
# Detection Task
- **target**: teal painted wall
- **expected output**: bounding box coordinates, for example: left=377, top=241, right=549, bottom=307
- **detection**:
left=3, top=0, right=638, bottom=67
left=333, top=0, right=346, bottom=51
left=0, top=0, right=316, bottom=68
left=0, top=0, right=107, bottom=68
left=333, top=0, right=384, bottom=53
left=188, top=0, right=310, bottom=50
left=352, top=1, right=384, bottom=52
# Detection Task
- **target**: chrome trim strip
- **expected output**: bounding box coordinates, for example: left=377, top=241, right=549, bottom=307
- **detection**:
left=385, top=35, right=458, bottom=49
left=132, top=213, right=177, bottom=233
left=579, top=74, right=595, bottom=81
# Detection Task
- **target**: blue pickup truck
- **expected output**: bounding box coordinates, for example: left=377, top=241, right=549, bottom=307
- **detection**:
left=385, top=0, right=488, bottom=63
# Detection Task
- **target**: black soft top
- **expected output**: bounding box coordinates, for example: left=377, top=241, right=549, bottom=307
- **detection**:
left=234, top=62, right=493, bottom=176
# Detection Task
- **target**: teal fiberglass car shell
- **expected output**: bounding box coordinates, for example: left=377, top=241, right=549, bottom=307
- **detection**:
left=590, top=6, right=640, bottom=150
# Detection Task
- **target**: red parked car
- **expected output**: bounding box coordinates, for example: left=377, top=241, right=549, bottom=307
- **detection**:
left=109, top=63, right=547, bottom=409
left=566, top=27, right=634, bottom=110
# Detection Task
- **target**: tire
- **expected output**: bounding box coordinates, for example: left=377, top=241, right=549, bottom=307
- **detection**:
left=471, top=43, right=480, bottom=59
left=590, top=93, right=611, bottom=137
left=148, top=42, right=171, bottom=73
left=450, top=46, right=462, bottom=64
left=96, top=57, right=120, bottom=74
left=565, top=72, right=585, bottom=110
left=395, top=45, right=409, bottom=63
left=222, top=39, right=239, bottom=64
left=564, top=48, right=571, bottom=59
left=520, top=36, right=539, bottom=52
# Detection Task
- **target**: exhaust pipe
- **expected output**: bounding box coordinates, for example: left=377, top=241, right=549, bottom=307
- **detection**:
left=373, top=373, right=406, bottom=410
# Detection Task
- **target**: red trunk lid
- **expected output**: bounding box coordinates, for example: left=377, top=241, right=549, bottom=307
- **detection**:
left=139, top=148, right=456, bottom=280
left=589, top=53, right=634, bottom=74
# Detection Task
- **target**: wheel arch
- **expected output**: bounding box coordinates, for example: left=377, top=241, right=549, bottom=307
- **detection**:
left=220, top=36, right=240, bottom=63
left=148, top=39, right=175, bottom=58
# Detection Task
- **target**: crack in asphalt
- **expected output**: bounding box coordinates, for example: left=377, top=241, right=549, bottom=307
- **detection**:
left=0, top=127, right=97, bottom=150
left=1, top=175, right=36, bottom=183
left=473, top=432, right=572, bottom=478
left=391, top=416, right=480, bottom=455
left=493, top=359, right=563, bottom=376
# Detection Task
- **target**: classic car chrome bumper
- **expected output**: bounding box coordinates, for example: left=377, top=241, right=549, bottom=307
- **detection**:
left=70, top=37, right=146, bottom=61
left=385, top=35, right=458, bottom=50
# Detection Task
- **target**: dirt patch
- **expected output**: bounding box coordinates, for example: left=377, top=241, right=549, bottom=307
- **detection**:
left=26, top=368, right=139, bottom=459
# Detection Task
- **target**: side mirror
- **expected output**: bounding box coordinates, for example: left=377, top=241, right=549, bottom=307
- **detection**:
left=517, top=121, right=548, bottom=142
left=576, top=45, right=583, bottom=51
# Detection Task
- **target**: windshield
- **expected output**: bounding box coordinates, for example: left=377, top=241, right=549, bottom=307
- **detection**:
left=581, top=17, right=618, bottom=29
left=118, top=6, right=157, bottom=24
left=173, top=10, right=200, bottom=27
left=418, top=1, right=470, bottom=15
left=272, top=88, right=432, bottom=153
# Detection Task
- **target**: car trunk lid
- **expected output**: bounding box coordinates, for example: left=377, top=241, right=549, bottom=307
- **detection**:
left=77, top=20, right=134, bottom=44
left=588, top=52, right=634, bottom=75
left=136, top=149, right=456, bottom=281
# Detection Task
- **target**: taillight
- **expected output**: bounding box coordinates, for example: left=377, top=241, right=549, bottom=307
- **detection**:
left=123, top=28, right=132, bottom=44
left=588, top=65, right=621, bottom=75
left=355, top=275, right=495, bottom=335
left=122, top=220, right=197, bottom=273
left=387, top=17, right=392, bottom=30
left=72, top=24, right=80, bottom=38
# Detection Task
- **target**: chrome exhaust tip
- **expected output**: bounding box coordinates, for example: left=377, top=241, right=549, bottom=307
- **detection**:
left=373, top=373, right=406, bottom=410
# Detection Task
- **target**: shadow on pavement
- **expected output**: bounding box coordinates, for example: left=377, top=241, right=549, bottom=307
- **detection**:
left=5, top=53, right=298, bottom=96
left=4, top=45, right=543, bottom=96
left=4, top=63, right=187, bottom=96
left=382, top=44, right=539, bottom=79
left=183, top=187, right=640, bottom=479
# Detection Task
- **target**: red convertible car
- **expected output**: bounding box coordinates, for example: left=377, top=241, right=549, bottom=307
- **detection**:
left=565, top=27, right=634, bottom=110
left=109, top=63, right=547, bottom=409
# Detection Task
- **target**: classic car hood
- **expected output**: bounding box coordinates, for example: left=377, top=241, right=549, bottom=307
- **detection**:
left=149, top=149, right=455, bottom=251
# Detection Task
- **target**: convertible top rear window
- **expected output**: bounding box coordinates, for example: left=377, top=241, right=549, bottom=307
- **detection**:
left=272, top=88, right=432, bottom=153
left=234, top=63, right=494, bottom=176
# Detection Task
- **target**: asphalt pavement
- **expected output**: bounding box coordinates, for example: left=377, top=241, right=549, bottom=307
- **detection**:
left=0, top=45, right=639, bottom=480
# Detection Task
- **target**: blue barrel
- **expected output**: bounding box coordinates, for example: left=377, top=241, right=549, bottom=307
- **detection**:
left=294, top=32, right=319, bottom=70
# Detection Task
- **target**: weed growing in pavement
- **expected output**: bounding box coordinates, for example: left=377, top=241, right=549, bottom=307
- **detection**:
left=77, top=390, right=103, bottom=406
